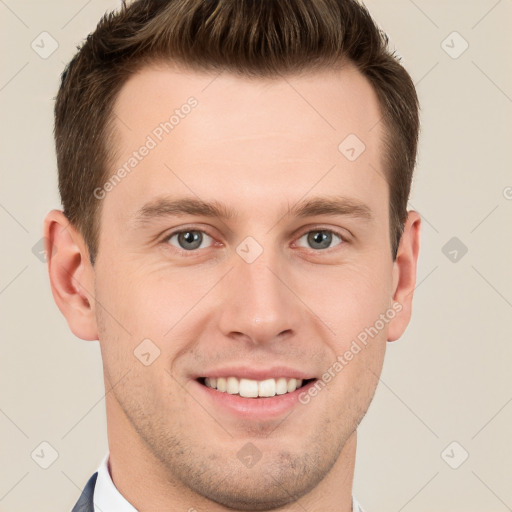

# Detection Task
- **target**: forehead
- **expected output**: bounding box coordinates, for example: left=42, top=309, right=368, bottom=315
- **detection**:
left=113, top=61, right=382, bottom=143
left=105, top=62, right=386, bottom=224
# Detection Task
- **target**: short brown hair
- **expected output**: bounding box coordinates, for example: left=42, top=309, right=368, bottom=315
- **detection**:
left=55, top=0, right=420, bottom=265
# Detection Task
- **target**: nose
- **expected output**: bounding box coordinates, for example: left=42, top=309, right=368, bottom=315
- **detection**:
left=217, top=247, right=301, bottom=346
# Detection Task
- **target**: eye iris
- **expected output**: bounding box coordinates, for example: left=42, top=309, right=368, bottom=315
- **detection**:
left=178, top=231, right=202, bottom=250
left=308, top=230, right=332, bottom=250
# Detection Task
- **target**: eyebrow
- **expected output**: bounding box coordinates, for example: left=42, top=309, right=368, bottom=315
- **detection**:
left=132, top=194, right=373, bottom=226
left=290, top=196, right=373, bottom=221
left=133, top=197, right=238, bottom=224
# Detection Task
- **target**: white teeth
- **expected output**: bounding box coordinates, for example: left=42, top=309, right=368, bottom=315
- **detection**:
left=287, top=378, right=297, bottom=393
left=239, top=378, right=259, bottom=398
left=226, top=377, right=239, bottom=394
left=258, top=378, right=276, bottom=397
left=217, top=377, right=227, bottom=392
left=275, top=377, right=288, bottom=395
left=203, top=376, right=308, bottom=397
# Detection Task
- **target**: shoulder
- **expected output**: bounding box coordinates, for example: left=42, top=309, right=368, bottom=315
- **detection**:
left=71, top=472, right=98, bottom=512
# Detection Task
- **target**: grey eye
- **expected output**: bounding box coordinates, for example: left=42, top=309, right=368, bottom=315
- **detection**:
left=167, top=230, right=213, bottom=251
left=297, top=230, right=343, bottom=250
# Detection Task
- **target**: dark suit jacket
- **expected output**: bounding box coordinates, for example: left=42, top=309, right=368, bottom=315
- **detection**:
left=71, top=472, right=98, bottom=512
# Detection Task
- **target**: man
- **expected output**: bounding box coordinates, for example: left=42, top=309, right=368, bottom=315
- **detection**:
left=44, top=0, right=421, bottom=510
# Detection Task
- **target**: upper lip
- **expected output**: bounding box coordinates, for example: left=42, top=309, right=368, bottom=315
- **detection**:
left=192, top=366, right=316, bottom=381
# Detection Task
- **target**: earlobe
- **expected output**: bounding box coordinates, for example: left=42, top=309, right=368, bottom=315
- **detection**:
left=43, top=210, right=99, bottom=341
left=387, top=210, right=421, bottom=342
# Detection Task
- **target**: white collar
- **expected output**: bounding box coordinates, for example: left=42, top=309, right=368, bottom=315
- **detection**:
left=93, top=452, right=137, bottom=512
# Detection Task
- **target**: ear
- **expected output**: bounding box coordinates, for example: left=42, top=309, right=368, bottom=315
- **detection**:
left=387, top=210, right=421, bottom=342
left=43, top=209, right=98, bottom=341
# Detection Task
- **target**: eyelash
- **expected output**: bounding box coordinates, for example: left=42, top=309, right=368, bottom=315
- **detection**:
left=162, top=226, right=347, bottom=257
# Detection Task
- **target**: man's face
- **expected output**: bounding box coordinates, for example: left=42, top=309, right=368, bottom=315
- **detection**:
left=94, top=62, right=399, bottom=508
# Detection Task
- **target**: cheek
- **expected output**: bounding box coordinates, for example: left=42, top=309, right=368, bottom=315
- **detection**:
left=95, top=280, right=179, bottom=409
left=93, top=265, right=167, bottom=381
left=95, top=266, right=208, bottom=387
left=298, top=260, right=393, bottom=342
left=96, top=261, right=180, bottom=335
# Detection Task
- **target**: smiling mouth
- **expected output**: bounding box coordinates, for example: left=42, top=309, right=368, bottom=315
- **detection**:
left=197, top=376, right=316, bottom=398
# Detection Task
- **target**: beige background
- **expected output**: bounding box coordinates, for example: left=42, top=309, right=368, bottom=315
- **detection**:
left=1, top=1, right=511, bottom=511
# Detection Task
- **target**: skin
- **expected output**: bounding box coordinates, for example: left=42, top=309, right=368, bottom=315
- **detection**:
left=45, top=61, right=420, bottom=511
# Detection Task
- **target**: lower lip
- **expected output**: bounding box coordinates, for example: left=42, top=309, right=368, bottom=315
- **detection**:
left=191, top=379, right=317, bottom=421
